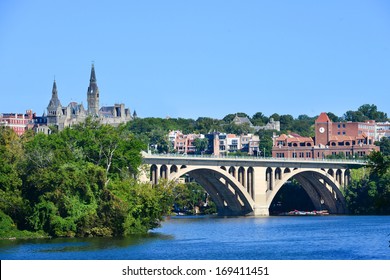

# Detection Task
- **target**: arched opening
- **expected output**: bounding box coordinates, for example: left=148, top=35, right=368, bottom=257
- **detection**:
left=228, top=166, right=236, bottom=178
left=336, top=169, right=343, bottom=185
left=170, top=165, right=178, bottom=174
left=150, top=164, right=158, bottom=185
left=275, top=167, right=282, bottom=180
left=238, top=167, right=245, bottom=186
left=247, top=167, right=254, bottom=199
left=169, top=167, right=255, bottom=216
left=269, top=170, right=347, bottom=215
left=269, top=179, right=315, bottom=215
left=160, top=165, right=168, bottom=179
left=266, top=167, right=273, bottom=191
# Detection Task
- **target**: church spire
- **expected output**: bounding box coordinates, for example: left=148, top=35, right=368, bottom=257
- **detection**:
left=48, top=79, right=62, bottom=108
left=90, top=63, right=97, bottom=83
left=87, top=63, right=100, bottom=116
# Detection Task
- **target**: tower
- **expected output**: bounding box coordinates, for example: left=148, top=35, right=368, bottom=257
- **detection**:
left=47, top=79, right=62, bottom=126
left=87, top=63, right=100, bottom=116
left=315, top=112, right=332, bottom=146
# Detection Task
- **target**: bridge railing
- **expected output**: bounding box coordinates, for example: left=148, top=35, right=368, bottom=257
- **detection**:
left=142, top=151, right=367, bottom=164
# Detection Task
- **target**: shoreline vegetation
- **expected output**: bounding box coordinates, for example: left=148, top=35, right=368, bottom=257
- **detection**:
left=1, top=104, right=390, bottom=239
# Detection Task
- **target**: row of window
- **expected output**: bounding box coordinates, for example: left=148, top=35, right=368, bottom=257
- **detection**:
left=0, top=119, right=29, bottom=124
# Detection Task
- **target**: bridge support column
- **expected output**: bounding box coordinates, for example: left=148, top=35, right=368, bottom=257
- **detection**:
left=252, top=166, right=269, bottom=216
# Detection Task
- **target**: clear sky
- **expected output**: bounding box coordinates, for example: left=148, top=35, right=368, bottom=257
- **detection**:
left=1, top=0, right=389, bottom=119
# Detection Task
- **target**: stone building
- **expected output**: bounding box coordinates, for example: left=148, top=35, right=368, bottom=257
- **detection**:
left=232, top=115, right=280, bottom=131
left=45, top=64, right=134, bottom=131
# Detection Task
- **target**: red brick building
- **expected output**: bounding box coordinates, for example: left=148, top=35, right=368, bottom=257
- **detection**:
left=272, top=112, right=379, bottom=159
left=0, top=110, right=34, bottom=136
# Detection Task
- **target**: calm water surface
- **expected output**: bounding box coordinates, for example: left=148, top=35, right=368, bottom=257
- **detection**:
left=0, top=215, right=389, bottom=260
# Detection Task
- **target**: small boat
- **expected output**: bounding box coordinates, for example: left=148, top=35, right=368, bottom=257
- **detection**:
left=279, top=210, right=329, bottom=216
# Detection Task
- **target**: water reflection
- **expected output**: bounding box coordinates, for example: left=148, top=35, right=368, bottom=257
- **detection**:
left=1, top=216, right=389, bottom=260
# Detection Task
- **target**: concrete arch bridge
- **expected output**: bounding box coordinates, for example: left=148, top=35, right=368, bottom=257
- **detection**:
left=140, top=152, right=366, bottom=216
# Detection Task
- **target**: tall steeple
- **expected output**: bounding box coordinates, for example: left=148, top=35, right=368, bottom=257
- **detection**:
left=87, top=63, right=100, bottom=116
left=47, top=79, right=63, bottom=126
left=48, top=79, right=62, bottom=109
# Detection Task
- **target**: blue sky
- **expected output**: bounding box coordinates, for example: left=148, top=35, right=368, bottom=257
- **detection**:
left=1, top=0, right=389, bottom=119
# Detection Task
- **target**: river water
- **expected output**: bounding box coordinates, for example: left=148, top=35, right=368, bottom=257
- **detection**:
left=0, top=215, right=389, bottom=260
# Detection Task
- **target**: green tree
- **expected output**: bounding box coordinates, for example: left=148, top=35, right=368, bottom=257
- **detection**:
left=252, top=112, right=269, bottom=126
left=345, top=151, right=390, bottom=214
left=327, top=112, right=341, bottom=122
left=375, top=137, right=390, bottom=156
left=193, top=138, right=209, bottom=154
left=222, top=112, right=249, bottom=124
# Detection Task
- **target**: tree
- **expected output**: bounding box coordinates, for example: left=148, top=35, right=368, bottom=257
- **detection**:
left=327, top=112, right=341, bottom=122
left=252, top=112, right=269, bottom=126
left=345, top=151, right=390, bottom=214
left=222, top=112, right=249, bottom=124
left=358, top=104, right=388, bottom=122
left=279, top=114, right=294, bottom=132
left=193, top=138, right=209, bottom=154
left=375, top=137, right=390, bottom=156
left=257, top=130, right=274, bottom=157
left=343, top=110, right=368, bottom=122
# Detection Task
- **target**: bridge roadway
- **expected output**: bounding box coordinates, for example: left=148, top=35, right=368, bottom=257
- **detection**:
left=140, top=152, right=366, bottom=216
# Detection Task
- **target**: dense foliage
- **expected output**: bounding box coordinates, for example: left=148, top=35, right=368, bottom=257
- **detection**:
left=0, top=119, right=175, bottom=238
left=344, top=151, right=390, bottom=214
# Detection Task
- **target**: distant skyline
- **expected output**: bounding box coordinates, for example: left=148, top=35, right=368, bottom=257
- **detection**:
left=1, top=0, right=389, bottom=119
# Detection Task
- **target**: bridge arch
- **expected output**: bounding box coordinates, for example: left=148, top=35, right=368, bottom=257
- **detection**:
left=169, top=165, right=256, bottom=216
left=268, top=168, right=347, bottom=214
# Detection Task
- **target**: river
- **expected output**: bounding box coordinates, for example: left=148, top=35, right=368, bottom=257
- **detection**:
left=0, top=215, right=389, bottom=260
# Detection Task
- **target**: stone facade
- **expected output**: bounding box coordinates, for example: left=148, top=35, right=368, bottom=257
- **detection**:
left=45, top=64, right=133, bottom=131
left=232, top=115, right=280, bottom=131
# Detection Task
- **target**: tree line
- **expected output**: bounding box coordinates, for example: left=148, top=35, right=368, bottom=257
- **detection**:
left=128, top=103, right=389, bottom=156
left=0, top=119, right=180, bottom=238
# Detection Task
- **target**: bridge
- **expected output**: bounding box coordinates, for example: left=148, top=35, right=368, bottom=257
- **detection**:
left=139, top=152, right=366, bottom=216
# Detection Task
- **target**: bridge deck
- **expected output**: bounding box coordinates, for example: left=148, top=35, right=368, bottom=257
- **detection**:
left=142, top=152, right=366, bottom=169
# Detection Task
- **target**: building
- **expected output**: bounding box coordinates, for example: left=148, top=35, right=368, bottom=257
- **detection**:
left=376, top=122, right=390, bottom=140
left=272, top=112, right=379, bottom=159
left=0, top=110, right=34, bottom=136
left=169, top=130, right=205, bottom=154
left=169, top=131, right=259, bottom=156
left=232, top=115, right=280, bottom=132
left=45, top=64, right=134, bottom=131
left=205, top=132, right=260, bottom=156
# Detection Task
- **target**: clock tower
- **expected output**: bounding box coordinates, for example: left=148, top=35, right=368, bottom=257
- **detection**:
left=315, top=112, right=332, bottom=146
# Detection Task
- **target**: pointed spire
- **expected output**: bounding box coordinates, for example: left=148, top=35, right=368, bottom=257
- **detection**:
left=87, top=63, right=100, bottom=116
left=48, top=79, right=61, bottom=109
left=52, top=79, right=57, bottom=94
left=90, top=62, right=97, bottom=83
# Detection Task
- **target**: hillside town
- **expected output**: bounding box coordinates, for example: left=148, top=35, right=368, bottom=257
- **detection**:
left=1, top=64, right=390, bottom=159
